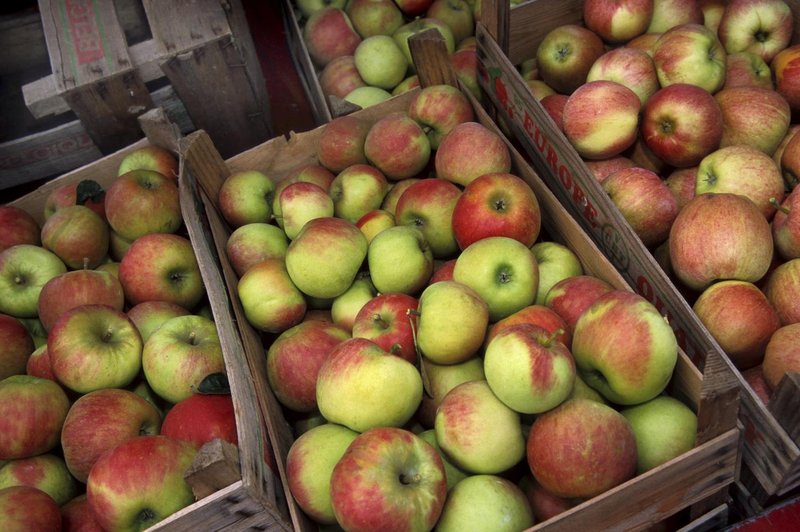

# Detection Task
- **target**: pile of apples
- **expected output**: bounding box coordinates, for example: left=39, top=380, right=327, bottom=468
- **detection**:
left=520, top=0, right=800, bottom=401
left=217, top=83, right=699, bottom=529
left=296, top=0, right=481, bottom=108
left=0, top=147, right=253, bottom=530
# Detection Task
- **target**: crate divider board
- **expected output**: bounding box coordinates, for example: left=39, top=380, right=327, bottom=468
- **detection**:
left=475, top=0, right=800, bottom=503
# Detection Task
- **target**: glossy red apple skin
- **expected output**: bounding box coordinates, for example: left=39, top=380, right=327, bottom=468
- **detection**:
left=351, top=292, right=419, bottom=364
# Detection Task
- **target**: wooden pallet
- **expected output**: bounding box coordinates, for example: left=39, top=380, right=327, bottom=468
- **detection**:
left=476, top=0, right=800, bottom=507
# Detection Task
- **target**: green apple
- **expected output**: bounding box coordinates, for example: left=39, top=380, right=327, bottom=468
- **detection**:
left=278, top=181, right=335, bottom=240
left=453, top=236, right=539, bottom=322
left=367, top=225, right=434, bottom=295
left=0, top=454, right=78, bottom=505
left=286, top=423, right=359, bottom=525
left=346, top=0, right=404, bottom=38
left=571, top=290, right=678, bottom=405
left=568, top=372, right=607, bottom=404
left=316, top=338, right=423, bottom=432
left=217, top=170, right=275, bottom=229
left=435, top=380, right=526, bottom=474
left=531, top=241, right=583, bottom=305
left=296, top=0, right=348, bottom=19
left=344, top=86, right=393, bottom=108
left=355, top=208, right=395, bottom=243
left=142, top=314, right=225, bottom=404
left=353, top=35, right=408, bottom=89
left=330, top=272, right=376, bottom=331
left=272, top=164, right=335, bottom=229
left=0, top=245, right=67, bottom=318
left=329, top=163, right=389, bottom=223
left=621, top=395, right=697, bottom=474
left=436, top=474, right=534, bottom=532
left=415, top=281, right=489, bottom=365
left=225, top=222, right=289, bottom=278
left=285, top=217, right=368, bottom=299
left=392, top=17, right=456, bottom=69
left=484, top=323, right=576, bottom=414
left=417, top=356, right=485, bottom=427
left=417, top=429, right=469, bottom=491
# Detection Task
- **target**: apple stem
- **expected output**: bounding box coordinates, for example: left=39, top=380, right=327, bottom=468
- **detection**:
left=102, top=327, right=114, bottom=343
left=770, top=197, right=790, bottom=215
left=373, top=313, right=389, bottom=330
left=83, top=257, right=90, bottom=270
left=543, top=328, right=565, bottom=347
left=188, top=331, right=198, bottom=345
left=400, top=472, right=422, bottom=485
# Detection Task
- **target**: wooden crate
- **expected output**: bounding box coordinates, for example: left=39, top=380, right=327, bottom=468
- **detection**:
left=475, top=0, right=800, bottom=505
left=1, top=0, right=273, bottom=192
left=6, top=108, right=291, bottom=531
left=179, top=38, right=741, bottom=529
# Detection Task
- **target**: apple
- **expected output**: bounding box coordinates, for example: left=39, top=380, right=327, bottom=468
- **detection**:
left=435, top=121, right=512, bottom=186
left=586, top=47, right=659, bottom=107
left=330, top=427, right=447, bottom=531
left=394, top=177, right=461, bottom=259
left=583, top=0, right=655, bottom=44
left=0, top=485, right=61, bottom=531
left=487, top=304, right=571, bottom=348
left=217, top=170, right=275, bottom=229
left=427, top=0, right=474, bottom=45
left=61, top=494, right=104, bottom=531
left=452, top=47, right=480, bottom=99
left=355, top=208, right=395, bottom=242
left=723, top=51, right=774, bottom=90
left=297, top=0, right=348, bottom=18
left=521, top=475, right=578, bottom=522
left=717, top=0, right=793, bottom=63
left=40, top=205, right=109, bottom=270
left=701, top=0, right=727, bottom=33
left=527, top=398, right=637, bottom=499
left=562, top=80, right=641, bottom=160
left=572, top=290, right=678, bottom=405
left=584, top=155, right=636, bottom=184
left=664, top=166, right=698, bottom=210
left=543, top=274, right=615, bottom=333
left=394, top=0, right=434, bottom=16
left=330, top=163, right=389, bottom=223
left=37, top=269, right=124, bottom=332
left=60, top=387, right=161, bottom=483
left=316, top=338, right=423, bottom=431
left=603, top=166, right=679, bottom=248
left=330, top=273, right=376, bottom=331
left=392, top=18, right=456, bottom=68
left=117, top=145, right=178, bottom=181
left=0, top=206, right=40, bottom=252
left=415, top=280, right=489, bottom=365
left=0, top=453, right=78, bottom=505
left=317, top=114, right=371, bottom=173
left=527, top=79, right=557, bottom=101
left=86, top=435, right=197, bottom=531
left=669, top=193, right=774, bottom=291
left=353, top=35, right=408, bottom=90
left=453, top=236, right=539, bottom=322
left=48, top=304, right=143, bottom=394
left=774, top=124, right=800, bottom=173
left=364, top=112, right=431, bottom=181
left=346, top=0, right=403, bottom=38
left=303, top=7, right=362, bottom=67
left=392, top=74, right=421, bottom=95
left=225, top=222, right=289, bottom=277
left=715, top=85, right=791, bottom=156
left=95, top=261, right=119, bottom=278
left=160, top=393, right=239, bottom=449
left=430, top=258, right=457, bottom=285
left=119, top=233, right=205, bottom=310
left=540, top=93, right=568, bottom=131
left=279, top=181, right=335, bottom=240
left=452, top=172, right=541, bottom=250
left=782, top=128, right=800, bottom=191
left=266, top=319, right=350, bottom=412
left=108, top=229, right=133, bottom=261
left=695, top=145, right=785, bottom=220
left=105, top=170, right=181, bottom=241
left=126, top=300, right=190, bottom=343
left=641, top=83, right=723, bottom=168
left=773, top=44, right=800, bottom=114
left=285, top=216, right=368, bottom=299
left=621, top=395, right=697, bottom=473
left=381, top=177, right=419, bottom=215
left=416, top=356, right=485, bottom=428
left=647, top=0, right=704, bottom=33
left=535, top=24, right=605, bottom=94
left=625, top=135, right=668, bottom=174
left=434, top=379, right=526, bottom=474
left=351, top=292, right=419, bottom=363
left=762, top=323, right=800, bottom=390
left=142, top=314, right=226, bottom=404
left=344, top=85, right=393, bottom=108
left=319, top=54, right=366, bottom=100
left=437, top=474, right=533, bottom=532
left=529, top=242, right=583, bottom=306
left=652, top=23, right=727, bottom=93
left=0, top=375, right=70, bottom=460
left=764, top=258, right=800, bottom=326
left=626, top=31, right=662, bottom=56
left=43, top=179, right=106, bottom=222
left=286, top=423, right=359, bottom=525
left=416, top=429, right=469, bottom=490
left=484, top=323, right=576, bottom=414
left=25, top=344, right=54, bottom=382
left=408, top=84, right=474, bottom=150
left=19, top=317, right=46, bottom=348
left=237, top=258, right=307, bottom=333
left=0, top=314, right=34, bottom=380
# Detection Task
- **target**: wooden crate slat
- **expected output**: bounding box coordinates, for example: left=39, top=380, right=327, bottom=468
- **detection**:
left=142, top=0, right=232, bottom=55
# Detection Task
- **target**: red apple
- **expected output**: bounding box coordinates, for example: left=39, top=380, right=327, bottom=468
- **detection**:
left=584, top=155, right=636, bottom=184
left=451, top=172, right=541, bottom=250
left=25, top=344, right=55, bottom=382
left=772, top=185, right=800, bottom=260
left=540, top=93, right=569, bottom=132
left=544, top=274, right=615, bottom=333
left=41, top=205, right=109, bottom=270
left=37, top=269, right=124, bottom=332
left=0, top=314, right=34, bottom=380
left=408, top=84, right=475, bottom=149
left=225, top=222, right=289, bottom=277
left=104, top=170, right=182, bottom=242
left=762, top=323, right=800, bottom=390
left=429, top=258, right=456, bottom=284
left=521, top=475, right=579, bottom=522
left=715, top=85, right=791, bottom=156
left=664, top=166, right=698, bottom=210
left=43, top=180, right=106, bottom=222
left=303, top=7, right=362, bottom=67
left=394, top=177, right=461, bottom=259
left=317, top=114, right=371, bottom=173
left=0, top=206, right=40, bottom=252
left=160, top=393, right=237, bottom=448
left=117, top=145, right=178, bottom=182
left=319, top=55, right=366, bottom=99
left=126, top=300, right=191, bottom=343
left=772, top=44, right=800, bottom=114
left=723, top=51, right=775, bottom=90
left=364, top=112, right=431, bottom=181
left=60, top=387, right=161, bottom=483
left=641, top=83, right=723, bottom=168
left=764, top=258, right=800, bottom=326
left=487, top=304, right=571, bottom=348
left=61, top=494, right=104, bottom=531
left=451, top=47, right=480, bottom=99
left=435, top=121, right=512, bottom=186
left=0, top=485, right=61, bottom=531
left=586, top=46, right=659, bottom=107
left=351, top=292, right=419, bottom=363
